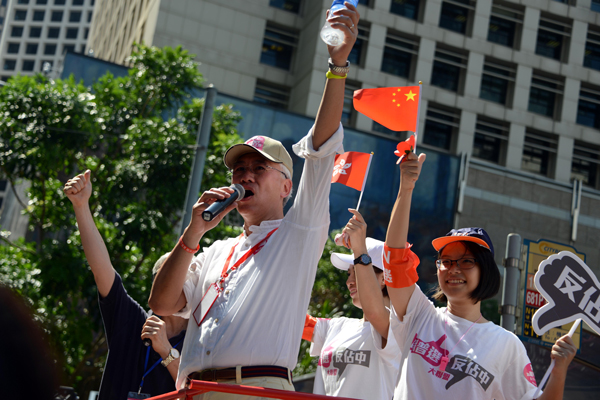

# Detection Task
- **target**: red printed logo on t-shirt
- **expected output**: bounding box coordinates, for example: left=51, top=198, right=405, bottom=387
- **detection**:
left=523, top=363, right=537, bottom=387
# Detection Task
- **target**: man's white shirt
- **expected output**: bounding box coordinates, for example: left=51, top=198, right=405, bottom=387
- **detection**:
left=174, top=126, right=344, bottom=388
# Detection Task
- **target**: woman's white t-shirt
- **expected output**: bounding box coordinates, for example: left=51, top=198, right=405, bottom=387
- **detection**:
left=310, top=316, right=401, bottom=399
left=391, top=285, right=540, bottom=400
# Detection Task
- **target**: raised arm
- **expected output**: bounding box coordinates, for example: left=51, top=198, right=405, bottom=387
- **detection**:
left=312, top=3, right=359, bottom=150
left=63, top=170, right=115, bottom=298
left=149, top=186, right=238, bottom=316
left=344, top=210, right=390, bottom=340
left=385, top=152, right=426, bottom=320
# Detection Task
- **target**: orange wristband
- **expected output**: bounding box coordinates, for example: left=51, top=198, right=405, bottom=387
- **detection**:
left=383, top=243, right=420, bottom=288
left=302, top=314, right=317, bottom=341
left=179, top=236, right=200, bottom=254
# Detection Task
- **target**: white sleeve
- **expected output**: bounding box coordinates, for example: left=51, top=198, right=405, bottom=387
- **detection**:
left=309, top=318, right=330, bottom=357
left=390, top=285, right=436, bottom=348
left=371, top=318, right=401, bottom=369
left=285, top=124, right=344, bottom=228
left=499, top=339, right=541, bottom=400
left=172, top=252, right=204, bottom=318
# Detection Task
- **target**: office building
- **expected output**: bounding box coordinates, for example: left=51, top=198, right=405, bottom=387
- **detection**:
left=0, top=0, right=94, bottom=81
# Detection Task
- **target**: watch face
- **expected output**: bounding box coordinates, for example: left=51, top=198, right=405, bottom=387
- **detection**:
left=361, top=255, right=371, bottom=265
left=170, top=348, right=180, bottom=358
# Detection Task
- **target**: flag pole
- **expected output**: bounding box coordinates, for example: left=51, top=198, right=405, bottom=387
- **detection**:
left=532, top=318, right=581, bottom=398
left=413, top=81, right=422, bottom=153
left=355, top=152, right=373, bottom=212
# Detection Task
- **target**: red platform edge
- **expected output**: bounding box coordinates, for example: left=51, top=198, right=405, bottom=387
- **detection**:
left=146, top=380, right=361, bottom=399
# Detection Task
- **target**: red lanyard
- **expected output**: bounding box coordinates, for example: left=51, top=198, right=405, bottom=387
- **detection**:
left=219, top=228, right=278, bottom=287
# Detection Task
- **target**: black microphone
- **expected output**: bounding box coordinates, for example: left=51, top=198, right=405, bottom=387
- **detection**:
left=202, top=184, right=245, bottom=222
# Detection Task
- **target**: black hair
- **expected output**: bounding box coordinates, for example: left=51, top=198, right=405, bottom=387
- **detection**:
left=373, top=265, right=389, bottom=298
left=432, top=241, right=500, bottom=304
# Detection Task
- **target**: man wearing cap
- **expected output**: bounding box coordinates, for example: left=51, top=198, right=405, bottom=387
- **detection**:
left=149, top=4, right=360, bottom=397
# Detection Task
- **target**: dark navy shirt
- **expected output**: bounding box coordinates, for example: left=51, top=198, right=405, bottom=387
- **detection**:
left=98, top=272, right=185, bottom=400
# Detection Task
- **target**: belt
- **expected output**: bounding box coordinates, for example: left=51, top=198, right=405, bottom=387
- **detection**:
left=188, top=365, right=291, bottom=382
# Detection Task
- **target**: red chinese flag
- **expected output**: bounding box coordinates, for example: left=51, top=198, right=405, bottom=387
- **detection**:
left=331, top=151, right=372, bottom=192
left=353, top=86, right=420, bottom=132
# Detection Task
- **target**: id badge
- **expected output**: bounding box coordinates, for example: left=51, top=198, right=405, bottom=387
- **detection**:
left=127, top=392, right=150, bottom=399
left=193, top=283, right=221, bottom=326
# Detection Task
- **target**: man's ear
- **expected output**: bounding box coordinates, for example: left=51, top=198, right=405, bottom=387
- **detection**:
left=281, top=177, right=292, bottom=199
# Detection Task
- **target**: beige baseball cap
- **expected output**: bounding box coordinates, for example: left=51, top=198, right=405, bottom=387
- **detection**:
left=224, top=136, right=293, bottom=179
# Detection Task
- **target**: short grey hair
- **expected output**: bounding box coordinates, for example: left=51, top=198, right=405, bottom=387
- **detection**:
left=281, top=164, right=294, bottom=206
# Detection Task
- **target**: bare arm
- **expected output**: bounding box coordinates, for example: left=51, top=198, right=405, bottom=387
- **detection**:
left=385, top=153, right=426, bottom=320
left=344, top=209, right=390, bottom=339
left=537, top=335, right=576, bottom=400
left=312, top=3, right=359, bottom=150
left=64, top=170, right=115, bottom=298
left=149, top=186, right=238, bottom=316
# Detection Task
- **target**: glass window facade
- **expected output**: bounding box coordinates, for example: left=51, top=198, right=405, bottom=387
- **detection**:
left=22, top=60, right=35, bottom=71
left=584, top=31, right=600, bottom=71
left=535, top=17, right=570, bottom=61
left=33, top=10, right=45, bottom=21
left=424, top=106, right=460, bottom=151
left=253, top=80, right=290, bottom=109
left=431, top=48, right=468, bottom=94
left=44, top=43, right=57, bottom=55
left=29, top=26, right=42, bottom=37
left=390, top=0, right=420, bottom=20
left=48, top=27, right=60, bottom=38
left=480, top=60, right=515, bottom=106
left=342, top=81, right=361, bottom=127
left=3, top=60, right=16, bottom=70
left=14, top=9, right=27, bottom=21
left=11, top=26, right=24, bottom=37
left=381, top=32, right=418, bottom=79
left=66, top=27, right=78, bottom=39
left=349, top=24, right=369, bottom=67
left=592, top=0, right=600, bottom=12
left=260, top=24, right=297, bottom=70
left=51, top=11, right=63, bottom=22
left=487, top=3, right=523, bottom=48
left=473, top=117, right=509, bottom=165
left=7, top=43, right=20, bottom=54
left=439, top=0, right=474, bottom=35
left=521, top=131, right=557, bottom=177
left=268, top=0, right=300, bottom=13
left=69, top=11, right=81, bottom=22
left=572, top=142, right=600, bottom=188
left=528, top=74, right=563, bottom=119
left=26, top=43, right=38, bottom=54
left=577, top=87, right=600, bottom=129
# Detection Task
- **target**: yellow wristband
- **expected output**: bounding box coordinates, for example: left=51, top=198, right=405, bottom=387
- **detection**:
left=326, top=70, right=347, bottom=80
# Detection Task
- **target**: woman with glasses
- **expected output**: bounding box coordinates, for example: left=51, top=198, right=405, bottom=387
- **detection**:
left=369, top=151, right=576, bottom=400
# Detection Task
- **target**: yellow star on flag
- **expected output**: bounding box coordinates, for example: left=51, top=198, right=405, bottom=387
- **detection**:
left=405, top=90, right=417, bottom=101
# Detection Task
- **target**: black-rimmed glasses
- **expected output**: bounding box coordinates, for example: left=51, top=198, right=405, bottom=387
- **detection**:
left=435, top=258, right=477, bottom=270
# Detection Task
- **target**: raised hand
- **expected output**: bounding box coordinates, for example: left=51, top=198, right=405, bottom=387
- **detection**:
left=63, top=169, right=92, bottom=208
left=183, top=186, right=239, bottom=243
left=400, top=152, right=426, bottom=192
left=326, top=2, right=360, bottom=66
left=342, top=208, right=368, bottom=254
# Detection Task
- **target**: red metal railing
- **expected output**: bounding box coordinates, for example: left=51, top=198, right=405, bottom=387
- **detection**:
left=147, top=380, right=359, bottom=400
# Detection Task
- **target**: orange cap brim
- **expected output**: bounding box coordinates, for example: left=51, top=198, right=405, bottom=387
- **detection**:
left=432, top=236, right=491, bottom=252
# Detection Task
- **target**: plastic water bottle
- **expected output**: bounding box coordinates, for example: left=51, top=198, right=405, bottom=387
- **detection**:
left=320, top=0, right=359, bottom=46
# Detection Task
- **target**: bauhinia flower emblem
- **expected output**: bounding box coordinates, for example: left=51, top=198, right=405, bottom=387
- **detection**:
left=333, top=159, right=352, bottom=176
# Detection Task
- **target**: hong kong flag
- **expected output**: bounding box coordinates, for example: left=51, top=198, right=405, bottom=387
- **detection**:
left=353, top=86, right=421, bottom=132
left=331, top=151, right=373, bottom=192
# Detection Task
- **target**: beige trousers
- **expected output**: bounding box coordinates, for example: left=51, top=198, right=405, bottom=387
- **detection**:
left=191, top=375, right=295, bottom=400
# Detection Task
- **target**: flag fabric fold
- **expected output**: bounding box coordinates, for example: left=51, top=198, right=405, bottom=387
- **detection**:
left=331, top=151, right=372, bottom=192
left=353, top=86, right=420, bottom=132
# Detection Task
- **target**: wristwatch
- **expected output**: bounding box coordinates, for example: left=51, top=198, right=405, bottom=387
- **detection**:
left=328, top=58, right=350, bottom=75
left=161, top=347, right=180, bottom=367
left=353, top=254, right=372, bottom=266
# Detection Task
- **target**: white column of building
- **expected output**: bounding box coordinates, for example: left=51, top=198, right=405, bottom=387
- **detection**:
left=520, top=6, right=540, bottom=54
left=506, top=123, right=526, bottom=171
left=415, top=37, right=435, bottom=86
left=555, top=135, right=575, bottom=183
left=456, top=110, right=477, bottom=156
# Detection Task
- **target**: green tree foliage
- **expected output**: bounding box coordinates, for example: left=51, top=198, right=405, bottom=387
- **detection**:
left=0, top=44, right=242, bottom=395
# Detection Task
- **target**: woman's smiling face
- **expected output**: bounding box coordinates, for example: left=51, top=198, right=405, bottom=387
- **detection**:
left=437, top=242, right=481, bottom=304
